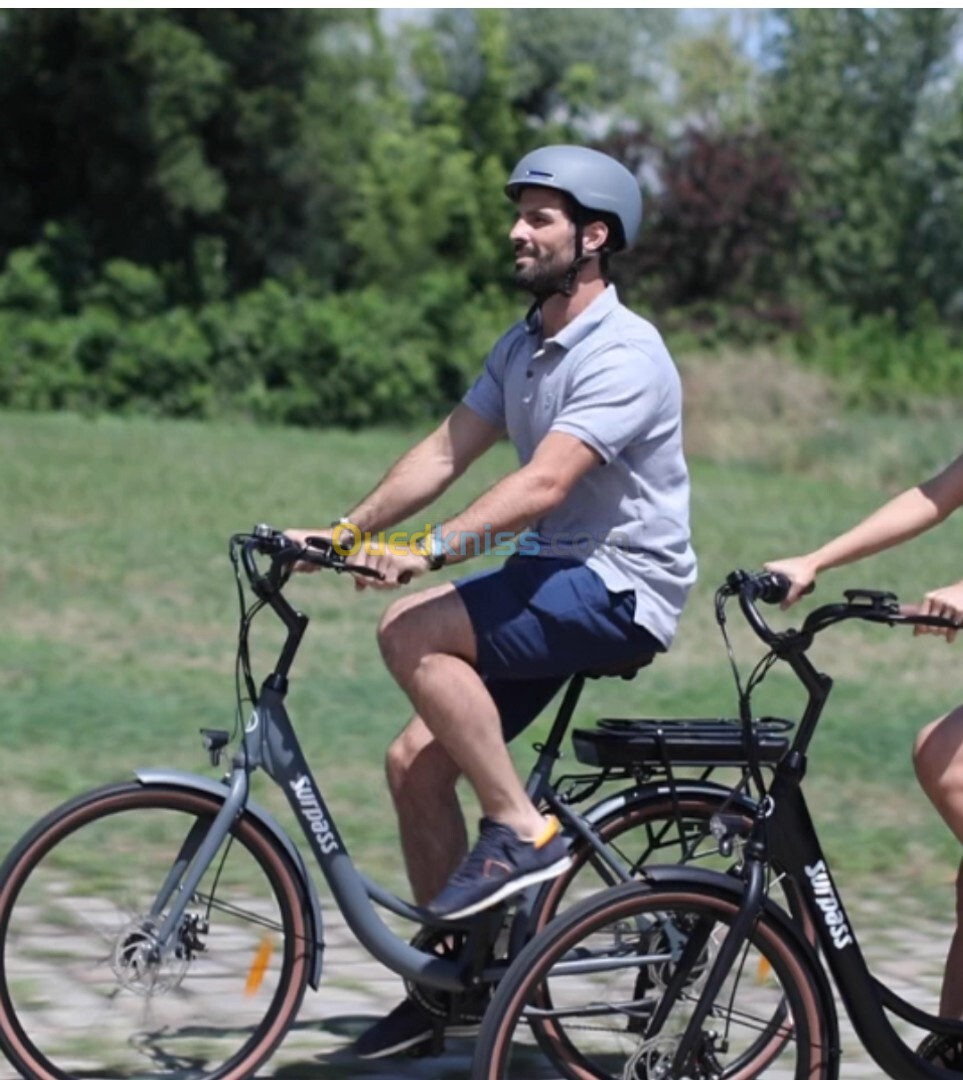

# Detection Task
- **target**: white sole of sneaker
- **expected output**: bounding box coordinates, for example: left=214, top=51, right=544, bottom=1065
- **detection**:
left=355, top=1030, right=432, bottom=1060
left=439, top=856, right=572, bottom=921
left=354, top=1024, right=481, bottom=1059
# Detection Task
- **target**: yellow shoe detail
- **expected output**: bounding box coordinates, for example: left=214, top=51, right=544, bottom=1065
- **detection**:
left=534, top=816, right=560, bottom=850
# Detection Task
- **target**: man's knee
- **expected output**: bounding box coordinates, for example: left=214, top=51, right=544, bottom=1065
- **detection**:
left=377, top=585, right=476, bottom=678
left=378, top=597, right=421, bottom=677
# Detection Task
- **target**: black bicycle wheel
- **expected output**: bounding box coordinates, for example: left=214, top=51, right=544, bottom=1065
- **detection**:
left=475, top=878, right=831, bottom=1080
left=0, top=782, right=310, bottom=1080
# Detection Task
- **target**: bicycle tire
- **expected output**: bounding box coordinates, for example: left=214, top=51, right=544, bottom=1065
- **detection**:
left=475, top=876, right=832, bottom=1080
left=0, top=782, right=310, bottom=1080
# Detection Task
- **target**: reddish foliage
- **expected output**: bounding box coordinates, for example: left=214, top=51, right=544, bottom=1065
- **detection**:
left=601, top=129, right=801, bottom=328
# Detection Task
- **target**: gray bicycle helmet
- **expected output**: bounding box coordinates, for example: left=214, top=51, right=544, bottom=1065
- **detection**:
left=505, top=145, right=643, bottom=252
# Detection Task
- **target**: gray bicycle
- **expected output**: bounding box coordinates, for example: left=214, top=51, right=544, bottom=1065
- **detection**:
left=0, top=528, right=793, bottom=1080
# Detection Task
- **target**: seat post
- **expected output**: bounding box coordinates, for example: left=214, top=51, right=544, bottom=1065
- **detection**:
left=525, top=674, right=585, bottom=802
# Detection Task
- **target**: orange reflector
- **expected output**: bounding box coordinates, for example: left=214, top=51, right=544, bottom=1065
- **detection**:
left=756, top=956, right=772, bottom=984
left=246, top=936, right=273, bottom=996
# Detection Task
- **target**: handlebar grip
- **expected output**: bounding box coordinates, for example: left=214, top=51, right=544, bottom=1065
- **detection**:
left=726, top=569, right=815, bottom=605
left=726, top=569, right=794, bottom=605
left=754, top=572, right=792, bottom=605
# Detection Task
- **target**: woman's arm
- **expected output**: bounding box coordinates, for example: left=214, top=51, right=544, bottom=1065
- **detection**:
left=766, top=451, right=963, bottom=605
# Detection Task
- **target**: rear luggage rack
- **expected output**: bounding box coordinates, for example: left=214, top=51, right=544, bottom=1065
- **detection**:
left=572, top=717, right=793, bottom=768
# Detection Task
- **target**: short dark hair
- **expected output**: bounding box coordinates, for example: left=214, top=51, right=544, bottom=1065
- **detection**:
left=563, top=195, right=618, bottom=277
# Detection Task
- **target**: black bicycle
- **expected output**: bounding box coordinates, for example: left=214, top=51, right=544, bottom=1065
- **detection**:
left=0, top=531, right=790, bottom=1080
left=472, top=569, right=963, bottom=1079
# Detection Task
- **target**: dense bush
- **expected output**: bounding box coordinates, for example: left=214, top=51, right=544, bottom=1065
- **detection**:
left=0, top=254, right=519, bottom=425
left=795, top=306, right=963, bottom=408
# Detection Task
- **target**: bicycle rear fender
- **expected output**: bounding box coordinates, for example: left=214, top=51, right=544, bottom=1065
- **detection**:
left=135, top=768, right=324, bottom=991
left=582, top=779, right=759, bottom=826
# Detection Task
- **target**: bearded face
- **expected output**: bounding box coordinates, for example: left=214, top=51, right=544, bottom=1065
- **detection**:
left=510, top=188, right=579, bottom=300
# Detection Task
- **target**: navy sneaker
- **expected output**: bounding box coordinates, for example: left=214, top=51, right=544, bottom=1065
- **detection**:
left=428, top=816, right=571, bottom=921
left=352, top=998, right=480, bottom=1059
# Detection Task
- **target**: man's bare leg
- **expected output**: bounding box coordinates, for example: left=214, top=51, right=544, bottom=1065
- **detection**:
left=385, top=716, right=466, bottom=905
left=378, top=584, right=548, bottom=842
left=913, top=704, right=963, bottom=1017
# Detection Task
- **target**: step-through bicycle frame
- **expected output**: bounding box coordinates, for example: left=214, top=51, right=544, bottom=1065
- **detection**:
left=136, top=531, right=775, bottom=999
left=657, top=573, right=963, bottom=1080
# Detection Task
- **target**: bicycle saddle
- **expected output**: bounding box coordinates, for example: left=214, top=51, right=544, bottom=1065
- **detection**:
left=582, top=653, right=657, bottom=681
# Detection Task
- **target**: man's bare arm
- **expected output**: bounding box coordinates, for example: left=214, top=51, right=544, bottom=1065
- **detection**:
left=344, top=405, right=504, bottom=532
left=437, top=431, right=602, bottom=561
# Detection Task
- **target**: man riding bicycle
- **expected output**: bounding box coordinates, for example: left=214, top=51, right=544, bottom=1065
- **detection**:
left=286, top=144, right=697, bottom=1057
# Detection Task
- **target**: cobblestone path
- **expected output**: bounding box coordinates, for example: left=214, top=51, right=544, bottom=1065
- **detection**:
left=0, top=885, right=953, bottom=1079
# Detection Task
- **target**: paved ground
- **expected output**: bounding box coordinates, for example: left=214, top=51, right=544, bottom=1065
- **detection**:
left=0, top=883, right=954, bottom=1079
left=249, top=886, right=952, bottom=1079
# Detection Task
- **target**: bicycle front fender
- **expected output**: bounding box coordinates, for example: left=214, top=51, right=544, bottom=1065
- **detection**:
left=135, top=768, right=324, bottom=991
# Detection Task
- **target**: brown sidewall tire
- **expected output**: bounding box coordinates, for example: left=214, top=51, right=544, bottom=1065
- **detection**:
left=0, top=783, right=310, bottom=1080
left=475, top=880, right=829, bottom=1080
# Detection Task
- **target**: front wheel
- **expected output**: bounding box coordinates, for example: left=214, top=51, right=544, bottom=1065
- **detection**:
left=474, top=878, right=832, bottom=1080
left=0, top=782, right=310, bottom=1080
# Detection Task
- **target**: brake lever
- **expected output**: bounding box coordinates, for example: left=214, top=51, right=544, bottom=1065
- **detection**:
left=301, top=536, right=385, bottom=581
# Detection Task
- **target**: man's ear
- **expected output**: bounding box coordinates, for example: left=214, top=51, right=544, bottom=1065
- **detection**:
left=582, top=219, right=609, bottom=254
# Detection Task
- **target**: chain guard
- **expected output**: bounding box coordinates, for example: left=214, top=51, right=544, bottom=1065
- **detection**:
left=403, top=926, right=494, bottom=1024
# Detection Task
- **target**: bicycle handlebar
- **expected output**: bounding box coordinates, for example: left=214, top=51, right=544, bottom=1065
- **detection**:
left=237, top=523, right=383, bottom=600
left=720, top=568, right=960, bottom=651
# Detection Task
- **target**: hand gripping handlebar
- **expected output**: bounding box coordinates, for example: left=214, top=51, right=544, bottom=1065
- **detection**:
left=720, top=568, right=960, bottom=652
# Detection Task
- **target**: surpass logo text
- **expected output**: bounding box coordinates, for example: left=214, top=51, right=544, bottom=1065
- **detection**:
left=805, top=859, right=854, bottom=950
left=290, top=775, right=339, bottom=855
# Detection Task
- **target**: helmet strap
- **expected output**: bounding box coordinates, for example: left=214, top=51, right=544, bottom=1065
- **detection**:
left=553, top=223, right=596, bottom=301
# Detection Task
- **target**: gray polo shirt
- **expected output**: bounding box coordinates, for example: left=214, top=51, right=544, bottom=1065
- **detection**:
left=462, top=285, right=696, bottom=647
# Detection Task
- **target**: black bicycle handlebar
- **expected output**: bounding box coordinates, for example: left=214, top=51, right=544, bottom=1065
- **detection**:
left=721, top=568, right=960, bottom=651
left=237, top=524, right=384, bottom=601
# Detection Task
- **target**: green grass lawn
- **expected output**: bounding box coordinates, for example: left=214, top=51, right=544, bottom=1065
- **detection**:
left=2, top=402, right=962, bottom=915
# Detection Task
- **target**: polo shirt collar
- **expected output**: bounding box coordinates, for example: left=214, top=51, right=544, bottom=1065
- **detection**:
left=523, top=286, right=619, bottom=351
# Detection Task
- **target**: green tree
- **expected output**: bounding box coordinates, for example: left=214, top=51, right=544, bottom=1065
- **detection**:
left=414, top=9, right=677, bottom=142
left=0, top=10, right=379, bottom=301
left=505, top=9, right=676, bottom=135
left=669, top=14, right=762, bottom=133
left=346, top=13, right=520, bottom=294
left=765, top=9, right=963, bottom=326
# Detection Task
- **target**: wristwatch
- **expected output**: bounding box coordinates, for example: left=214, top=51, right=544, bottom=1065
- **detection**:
left=329, top=517, right=360, bottom=552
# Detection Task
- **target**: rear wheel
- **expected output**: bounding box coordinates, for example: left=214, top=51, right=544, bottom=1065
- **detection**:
left=535, top=792, right=792, bottom=926
left=0, top=782, right=310, bottom=1080
left=475, top=878, right=831, bottom=1080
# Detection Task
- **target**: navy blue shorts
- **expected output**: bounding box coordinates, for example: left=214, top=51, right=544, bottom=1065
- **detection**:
left=454, top=556, right=664, bottom=742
